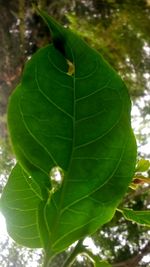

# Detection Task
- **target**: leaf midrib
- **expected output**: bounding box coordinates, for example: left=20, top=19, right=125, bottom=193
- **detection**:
left=56, top=45, right=76, bottom=212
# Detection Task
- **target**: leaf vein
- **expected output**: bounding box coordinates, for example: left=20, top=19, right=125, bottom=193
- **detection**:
left=35, top=66, right=73, bottom=119
left=19, top=103, right=58, bottom=166
left=76, top=78, right=111, bottom=102
left=76, top=109, right=105, bottom=123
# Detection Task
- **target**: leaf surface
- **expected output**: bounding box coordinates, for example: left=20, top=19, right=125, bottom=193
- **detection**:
left=135, top=158, right=150, bottom=172
left=2, top=11, right=137, bottom=252
left=95, top=261, right=112, bottom=267
left=1, top=163, right=42, bottom=247
left=122, top=209, right=150, bottom=227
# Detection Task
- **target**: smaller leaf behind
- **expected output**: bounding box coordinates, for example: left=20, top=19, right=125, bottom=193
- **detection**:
left=122, top=209, right=150, bottom=227
left=1, top=163, right=43, bottom=248
left=135, top=158, right=150, bottom=172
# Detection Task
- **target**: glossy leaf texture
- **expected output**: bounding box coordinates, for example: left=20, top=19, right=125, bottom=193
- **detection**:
left=122, top=209, right=150, bottom=227
left=1, top=11, right=137, bottom=253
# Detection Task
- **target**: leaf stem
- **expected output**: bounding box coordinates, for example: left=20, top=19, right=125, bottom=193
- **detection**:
left=62, top=239, right=102, bottom=267
left=43, top=249, right=56, bottom=267
left=81, top=249, right=101, bottom=266
left=62, top=240, right=84, bottom=267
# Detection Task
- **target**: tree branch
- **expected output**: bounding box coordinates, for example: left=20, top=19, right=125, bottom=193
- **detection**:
left=122, top=185, right=150, bottom=206
left=113, top=241, right=150, bottom=267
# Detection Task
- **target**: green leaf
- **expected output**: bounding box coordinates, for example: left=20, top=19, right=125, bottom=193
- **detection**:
left=3, top=11, right=137, bottom=253
left=95, top=261, right=112, bottom=267
left=135, top=158, right=150, bottom=172
left=1, top=163, right=43, bottom=248
left=122, top=209, right=150, bottom=227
